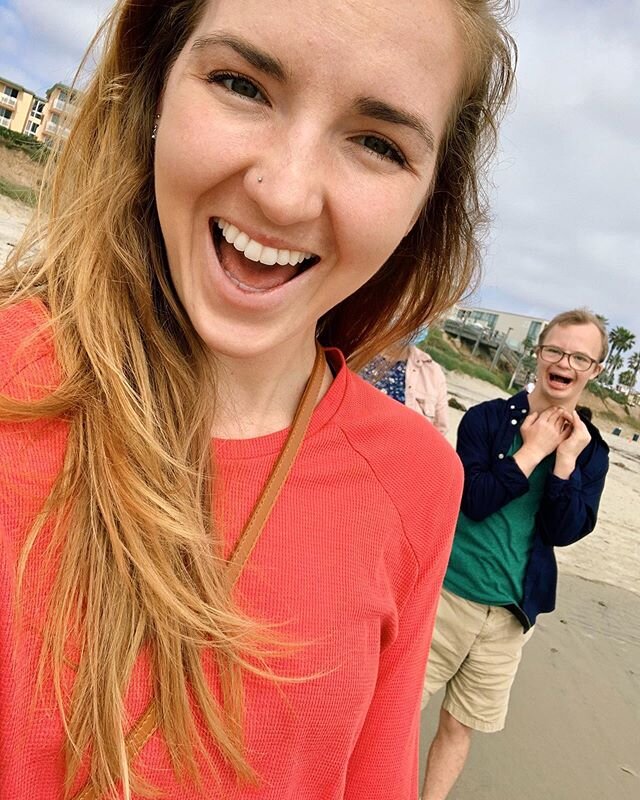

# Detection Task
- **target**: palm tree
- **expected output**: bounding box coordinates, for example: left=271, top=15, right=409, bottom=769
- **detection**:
left=604, top=326, right=636, bottom=377
left=603, top=352, right=623, bottom=386
left=619, top=369, right=635, bottom=388
left=627, top=351, right=640, bottom=390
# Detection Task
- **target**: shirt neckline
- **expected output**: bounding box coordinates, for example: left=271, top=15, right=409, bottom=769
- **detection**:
left=213, top=348, right=348, bottom=460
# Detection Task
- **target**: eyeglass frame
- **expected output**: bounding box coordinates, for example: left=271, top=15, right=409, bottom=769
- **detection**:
left=535, top=345, right=601, bottom=372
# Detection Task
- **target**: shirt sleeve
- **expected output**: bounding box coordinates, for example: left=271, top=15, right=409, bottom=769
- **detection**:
left=457, top=403, right=529, bottom=521
left=343, top=471, right=460, bottom=799
left=536, top=442, right=609, bottom=547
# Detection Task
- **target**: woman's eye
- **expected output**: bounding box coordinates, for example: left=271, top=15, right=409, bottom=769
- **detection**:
left=357, top=135, right=406, bottom=167
left=208, top=72, right=266, bottom=103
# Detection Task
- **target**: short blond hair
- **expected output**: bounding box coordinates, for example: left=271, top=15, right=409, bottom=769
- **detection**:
left=538, top=308, right=608, bottom=362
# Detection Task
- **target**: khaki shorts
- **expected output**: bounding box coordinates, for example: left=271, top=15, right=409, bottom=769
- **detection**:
left=422, top=588, right=534, bottom=732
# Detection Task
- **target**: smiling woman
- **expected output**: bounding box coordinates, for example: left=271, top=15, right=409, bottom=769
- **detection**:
left=0, top=1, right=516, bottom=798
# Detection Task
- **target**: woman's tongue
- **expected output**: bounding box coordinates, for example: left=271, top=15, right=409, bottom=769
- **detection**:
left=219, top=237, right=298, bottom=291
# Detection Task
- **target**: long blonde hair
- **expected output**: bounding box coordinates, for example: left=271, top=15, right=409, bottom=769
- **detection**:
left=0, top=0, right=516, bottom=796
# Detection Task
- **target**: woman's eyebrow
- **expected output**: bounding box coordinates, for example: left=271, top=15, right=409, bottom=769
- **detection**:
left=355, top=97, right=435, bottom=153
left=189, top=35, right=435, bottom=153
left=190, top=33, right=288, bottom=82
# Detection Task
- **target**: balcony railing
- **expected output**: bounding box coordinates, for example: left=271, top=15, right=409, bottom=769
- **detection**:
left=0, top=94, right=17, bottom=108
left=0, top=117, right=10, bottom=128
left=46, top=120, right=59, bottom=133
left=53, top=99, right=67, bottom=112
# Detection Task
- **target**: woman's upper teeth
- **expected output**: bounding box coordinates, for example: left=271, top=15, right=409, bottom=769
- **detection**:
left=217, top=219, right=313, bottom=267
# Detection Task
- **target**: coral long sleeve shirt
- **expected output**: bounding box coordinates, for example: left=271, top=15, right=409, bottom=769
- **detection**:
left=0, top=301, right=463, bottom=799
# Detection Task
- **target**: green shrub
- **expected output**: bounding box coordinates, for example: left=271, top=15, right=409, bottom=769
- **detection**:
left=0, top=127, right=49, bottom=164
left=421, top=338, right=509, bottom=391
left=0, top=176, right=37, bottom=206
left=587, top=381, right=628, bottom=406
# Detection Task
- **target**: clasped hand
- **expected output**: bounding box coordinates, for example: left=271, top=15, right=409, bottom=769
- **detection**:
left=521, top=407, right=591, bottom=463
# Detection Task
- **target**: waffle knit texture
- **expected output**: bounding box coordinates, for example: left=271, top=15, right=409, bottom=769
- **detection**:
left=0, top=300, right=463, bottom=799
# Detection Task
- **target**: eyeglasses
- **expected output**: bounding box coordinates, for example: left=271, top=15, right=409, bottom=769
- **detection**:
left=537, top=345, right=599, bottom=372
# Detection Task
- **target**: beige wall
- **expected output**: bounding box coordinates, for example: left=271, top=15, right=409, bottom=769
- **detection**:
left=11, top=90, right=34, bottom=133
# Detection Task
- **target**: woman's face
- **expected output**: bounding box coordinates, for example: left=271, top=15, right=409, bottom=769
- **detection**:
left=154, top=0, right=465, bottom=359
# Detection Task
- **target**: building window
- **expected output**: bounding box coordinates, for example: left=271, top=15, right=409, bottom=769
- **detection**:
left=527, top=321, right=542, bottom=343
left=30, top=100, right=45, bottom=120
left=53, top=90, right=69, bottom=111
left=0, top=86, right=18, bottom=108
left=467, top=311, right=498, bottom=330
left=25, top=121, right=39, bottom=136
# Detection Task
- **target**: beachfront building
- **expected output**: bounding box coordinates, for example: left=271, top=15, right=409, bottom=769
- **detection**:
left=37, top=84, right=78, bottom=146
left=0, top=75, right=79, bottom=145
left=0, top=76, right=46, bottom=137
left=448, top=305, right=549, bottom=351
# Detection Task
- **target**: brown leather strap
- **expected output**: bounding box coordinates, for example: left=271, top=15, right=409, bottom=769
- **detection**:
left=72, top=705, right=158, bottom=800
left=73, top=343, right=327, bottom=800
left=226, top=341, right=326, bottom=586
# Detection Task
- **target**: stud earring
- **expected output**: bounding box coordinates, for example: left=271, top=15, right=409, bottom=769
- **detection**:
left=151, top=115, right=160, bottom=141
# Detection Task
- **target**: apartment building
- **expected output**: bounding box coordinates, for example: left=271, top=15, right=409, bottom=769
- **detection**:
left=449, top=304, right=549, bottom=350
left=37, top=83, right=77, bottom=145
left=0, top=75, right=79, bottom=144
left=0, top=76, right=45, bottom=137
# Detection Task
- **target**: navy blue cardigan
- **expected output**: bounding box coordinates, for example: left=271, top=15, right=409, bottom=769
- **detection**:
left=455, top=390, right=609, bottom=630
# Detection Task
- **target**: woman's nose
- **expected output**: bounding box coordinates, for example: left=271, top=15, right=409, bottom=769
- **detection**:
left=243, top=130, right=326, bottom=227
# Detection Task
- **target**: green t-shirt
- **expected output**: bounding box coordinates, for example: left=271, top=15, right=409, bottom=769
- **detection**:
left=444, top=434, right=552, bottom=606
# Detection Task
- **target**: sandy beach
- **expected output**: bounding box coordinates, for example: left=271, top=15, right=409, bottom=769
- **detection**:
left=0, top=195, right=33, bottom=267
left=1, top=197, right=639, bottom=798
left=420, top=372, right=640, bottom=799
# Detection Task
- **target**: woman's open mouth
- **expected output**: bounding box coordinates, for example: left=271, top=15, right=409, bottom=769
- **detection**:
left=211, top=218, right=320, bottom=293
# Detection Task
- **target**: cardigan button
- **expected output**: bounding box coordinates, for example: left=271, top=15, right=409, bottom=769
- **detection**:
left=511, top=419, right=517, bottom=425
left=498, top=453, right=505, bottom=459
left=510, top=404, right=515, bottom=409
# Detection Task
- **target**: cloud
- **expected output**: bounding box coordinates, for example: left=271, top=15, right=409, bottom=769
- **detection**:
left=0, top=0, right=111, bottom=94
left=481, top=0, right=640, bottom=336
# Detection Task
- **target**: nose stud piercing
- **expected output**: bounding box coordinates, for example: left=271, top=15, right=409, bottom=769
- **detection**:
left=257, top=176, right=263, bottom=183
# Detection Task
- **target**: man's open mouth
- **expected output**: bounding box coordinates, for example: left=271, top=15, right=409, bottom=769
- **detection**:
left=211, top=218, right=320, bottom=293
left=548, top=372, right=573, bottom=387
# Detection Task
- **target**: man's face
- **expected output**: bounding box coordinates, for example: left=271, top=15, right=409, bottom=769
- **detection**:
left=534, top=323, right=603, bottom=409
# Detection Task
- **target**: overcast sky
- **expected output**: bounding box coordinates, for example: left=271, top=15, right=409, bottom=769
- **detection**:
left=1, top=0, right=638, bottom=354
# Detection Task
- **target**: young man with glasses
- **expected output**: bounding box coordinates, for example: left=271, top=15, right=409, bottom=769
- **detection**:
left=421, top=309, right=610, bottom=800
